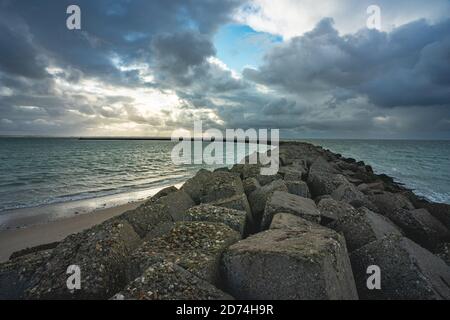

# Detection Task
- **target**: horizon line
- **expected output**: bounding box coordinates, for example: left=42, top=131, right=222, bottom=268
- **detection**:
left=0, top=135, right=449, bottom=142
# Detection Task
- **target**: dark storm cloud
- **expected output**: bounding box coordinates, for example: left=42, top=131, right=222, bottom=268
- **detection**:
left=0, top=0, right=242, bottom=85
left=151, top=31, right=216, bottom=86
left=244, top=18, right=450, bottom=109
left=0, top=20, right=48, bottom=79
left=0, top=0, right=449, bottom=139
left=0, top=0, right=244, bottom=135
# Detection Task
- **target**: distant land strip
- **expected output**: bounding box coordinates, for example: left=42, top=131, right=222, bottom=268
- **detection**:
left=78, top=137, right=274, bottom=144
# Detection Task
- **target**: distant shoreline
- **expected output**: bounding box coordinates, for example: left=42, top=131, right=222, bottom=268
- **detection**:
left=78, top=137, right=275, bottom=144
left=1, top=136, right=449, bottom=142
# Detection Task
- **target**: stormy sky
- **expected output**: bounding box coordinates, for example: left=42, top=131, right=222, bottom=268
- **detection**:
left=0, top=0, right=449, bottom=139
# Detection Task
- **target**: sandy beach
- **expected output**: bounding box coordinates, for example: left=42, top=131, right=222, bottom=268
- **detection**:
left=0, top=200, right=143, bottom=263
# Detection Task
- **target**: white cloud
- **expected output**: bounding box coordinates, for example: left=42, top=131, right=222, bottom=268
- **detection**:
left=235, top=0, right=450, bottom=39
left=0, top=87, right=13, bottom=96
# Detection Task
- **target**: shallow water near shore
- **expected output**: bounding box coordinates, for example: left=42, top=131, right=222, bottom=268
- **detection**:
left=304, top=139, right=450, bottom=204
left=0, top=138, right=449, bottom=227
left=0, top=138, right=270, bottom=227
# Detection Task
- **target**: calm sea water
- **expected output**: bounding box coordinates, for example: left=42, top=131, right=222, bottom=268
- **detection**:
left=305, top=139, right=450, bottom=204
left=0, top=138, right=449, bottom=215
left=0, top=138, right=267, bottom=214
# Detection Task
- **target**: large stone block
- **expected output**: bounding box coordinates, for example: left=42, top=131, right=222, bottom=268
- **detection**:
left=269, top=212, right=318, bottom=231
left=317, top=198, right=358, bottom=224
left=384, top=208, right=450, bottom=251
left=285, top=180, right=310, bottom=198
left=25, top=219, right=141, bottom=299
left=112, top=261, right=233, bottom=300
left=279, top=165, right=306, bottom=181
left=200, top=171, right=245, bottom=204
left=329, top=207, right=402, bottom=252
left=350, top=235, right=450, bottom=300
left=331, top=182, right=366, bottom=204
left=121, top=190, right=194, bottom=238
left=157, top=190, right=195, bottom=221
left=150, top=186, right=179, bottom=202
left=185, top=204, right=247, bottom=236
left=242, top=177, right=260, bottom=196
left=209, top=194, right=253, bottom=233
left=121, top=200, right=172, bottom=238
left=221, top=222, right=358, bottom=300
left=368, top=192, right=414, bottom=216
left=248, top=180, right=288, bottom=225
left=120, top=191, right=195, bottom=238
left=261, top=191, right=321, bottom=229
left=0, top=249, right=53, bottom=299
left=127, top=222, right=240, bottom=286
left=418, top=202, right=450, bottom=230
left=181, top=169, right=213, bottom=203
left=230, top=163, right=261, bottom=180
left=256, top=173, right=283, bottom=186
left=307, top=172, right=348, bottom=198
left=437, top=243, right=450, bottom=266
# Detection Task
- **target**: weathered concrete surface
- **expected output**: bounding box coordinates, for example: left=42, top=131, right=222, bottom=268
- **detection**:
left=307, top=157, right=344, bottom=197
left=230, top=163, right=261, bottom=180
left=209, top=193, right=251, bottom=217
left=357, top=181, right=385, bottom=195
left=181, top=169, right=213, bottom=203
left=0, top=249, right=53, bottom=299
left=278, top=142, right=322, bottom=167
left=369, top=192, right=414, bottom=216
left=279, top=164, right=306, bottom=181
left=151, top=186, right=179, bottom=202
left=329, top=207, right=402, bottom=252
left=262, top=191, right=321, bottom=229
left=317, top=198, right=358, bottom=224
left=222, top=222, right=358, bottom=300
left=437, top=243, right=450, bottom=266
left=112, top=261, right=233, bottom=300
left=417, top=202, right=450, bottom=230
left=331, top=182, right=366, bottom=204
left=209, top=194, right=254, bottom=233
left=25, top=218, right=141, bottom=299
left=156, top=190, right=195, bottom=221
left=308, top=172, right=348, bottom=199
left=127, top=222, right=240, bottom=286
left=242, top=177, right=260, bottom=196
left=9, top=242, right=59, bottom=260
left=185, top=204, right=247, bottom=235
left=350, top=235, right=450, bottom=300
left=269, top=212, right=318, bottom=231
left=248, top=180, right=288, bottom=226
left=256, top=173, right=283, bottom=187
left=199, top=171, right=245, bottom=204
left=119, top=189, right=194, bottom=238
left=383, top=208, right=450, bottom=251
left=285, top=180, right=310, bottom=198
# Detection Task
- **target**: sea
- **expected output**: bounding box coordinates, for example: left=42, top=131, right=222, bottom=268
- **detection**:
left=0, top=138, right=449, bottom=227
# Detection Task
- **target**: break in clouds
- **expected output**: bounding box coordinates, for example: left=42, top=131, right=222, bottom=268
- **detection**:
left=0, top=0, right=449, bottom=139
